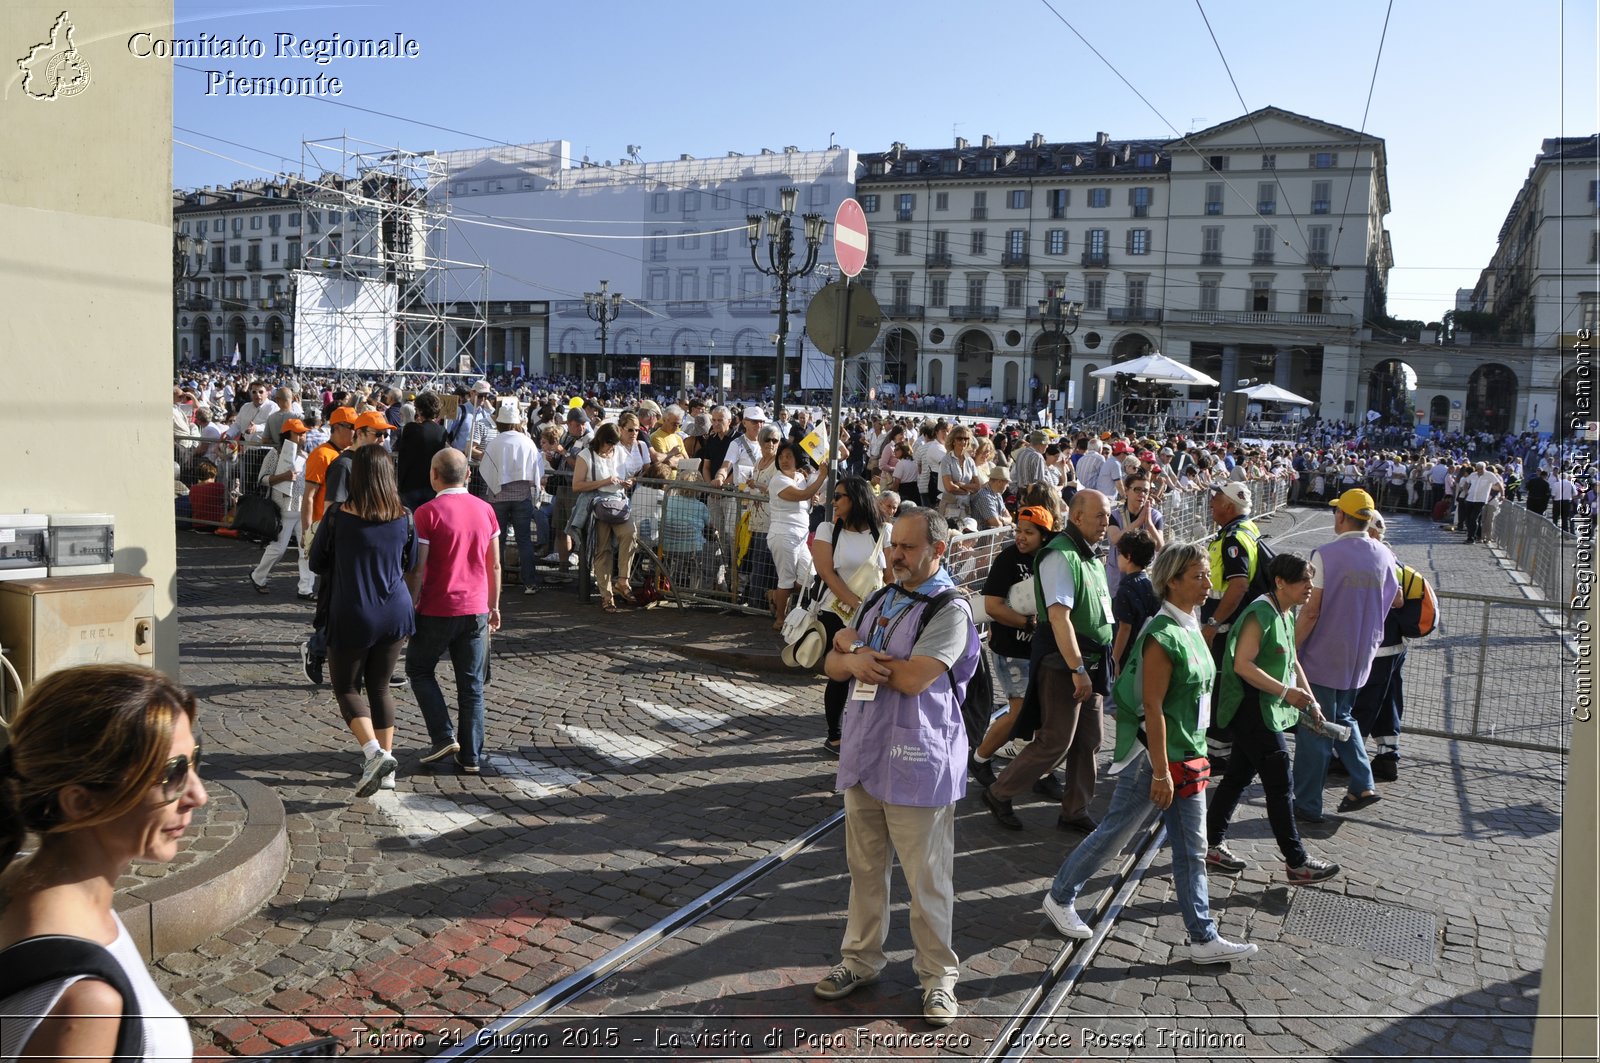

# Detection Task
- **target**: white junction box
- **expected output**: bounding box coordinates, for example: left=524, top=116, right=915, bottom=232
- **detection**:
left=48, top=513, right=115, bottom=576
left=0, top=515, right=50, bottom=582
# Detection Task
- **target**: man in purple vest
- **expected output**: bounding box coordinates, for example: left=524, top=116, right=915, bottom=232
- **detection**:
left=1293, top=488, right=1402, bottom=822
left=813, top=508, right=980, bottom=1028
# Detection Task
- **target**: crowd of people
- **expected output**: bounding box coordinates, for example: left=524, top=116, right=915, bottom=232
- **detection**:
left=152, top=363, right=1590, bottom=1032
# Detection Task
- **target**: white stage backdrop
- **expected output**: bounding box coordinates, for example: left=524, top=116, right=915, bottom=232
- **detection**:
left=292, top=273, right=397, bottom=371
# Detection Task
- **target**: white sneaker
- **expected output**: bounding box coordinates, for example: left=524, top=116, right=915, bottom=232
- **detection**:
left=1042, top=893, right=1092, bottom=939
left=378, top=772, right=396, bottom=790
left=1187, top=936, right=1259, bottom=965
left=540, top=551, right=562, bottom=563
left=355, top=751, right=397, bottom=797
left=998, top=738, right=1030, bottom=759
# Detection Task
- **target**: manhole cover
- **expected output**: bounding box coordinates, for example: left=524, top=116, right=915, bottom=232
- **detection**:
left=1282, top=889, right=1437, bottom=964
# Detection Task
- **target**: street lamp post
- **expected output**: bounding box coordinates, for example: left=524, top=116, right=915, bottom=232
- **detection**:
left=584, top=279, right=623, bottom=390
left=173, top=232, right=207, bottom=370
left=1037, top=285, right=1083, bottom=425
left=747, top=187, right=824, bottom=422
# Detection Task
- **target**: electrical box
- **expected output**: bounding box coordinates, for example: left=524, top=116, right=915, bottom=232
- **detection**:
left=0, top=515, right=50, bottom=582
left=0, top=573, right=155, bottom=693
left=48, top=514, right=116, bottom=576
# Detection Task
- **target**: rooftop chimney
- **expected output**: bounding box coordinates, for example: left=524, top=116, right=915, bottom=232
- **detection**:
left=981, top=134, right=995, bottom=149
left=1096, top=131, right=1110, bottom=148
left=955, top=136, right=969, bottom=150
left=1031, top=133, right=1045, bottom=148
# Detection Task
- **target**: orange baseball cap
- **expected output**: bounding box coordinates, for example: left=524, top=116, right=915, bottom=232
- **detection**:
left=354, top=411, right=395, bottom=432
left=278, top=418, right=308, bottom=435
left=328, top=407, right=358, bottom=426
left=1017, top=505, right=1056, bottom=531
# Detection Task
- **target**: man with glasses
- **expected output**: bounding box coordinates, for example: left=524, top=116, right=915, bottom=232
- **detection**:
left=225, top=380, right=277, bottom=443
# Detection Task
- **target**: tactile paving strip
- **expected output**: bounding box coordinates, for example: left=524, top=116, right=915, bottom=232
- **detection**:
left=1282, top=888, right=1438, bottom=965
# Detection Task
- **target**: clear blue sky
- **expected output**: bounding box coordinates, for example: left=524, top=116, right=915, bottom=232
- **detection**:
left=171, top=0, right=1597, bottom=325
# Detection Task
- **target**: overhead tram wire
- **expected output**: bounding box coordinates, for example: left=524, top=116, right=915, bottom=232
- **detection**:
left=1326, top=0, right=1395, bottom=269
left=1032, top=0, right=1320, bottom=262
left=171, top=62, right=846, bottom=206
left=1192, top=0, right=1315, bottom=262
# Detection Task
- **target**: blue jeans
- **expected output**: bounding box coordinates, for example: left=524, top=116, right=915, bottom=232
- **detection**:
left=1048, top=755, right=1217, bottom=945
left=406, top=612, right=489, bottom=765
left=492, top=498, right=543, bottom=588
left=1293, top=684, right=1374, bottom=816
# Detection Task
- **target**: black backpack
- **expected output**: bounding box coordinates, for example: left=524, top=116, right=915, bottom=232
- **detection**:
left=858, top=585, right=995, bottom=749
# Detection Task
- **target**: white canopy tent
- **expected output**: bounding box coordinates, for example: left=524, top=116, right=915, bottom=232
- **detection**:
left=1091, top=351, right=1220, bottom=388
left=1237, top=382, right=1314, bottom=406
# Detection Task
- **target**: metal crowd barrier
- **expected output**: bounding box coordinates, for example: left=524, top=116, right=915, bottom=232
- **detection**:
left=1488, top=500, right=1585, bottom=606
left=1399, top=590, right=1578, bottom=753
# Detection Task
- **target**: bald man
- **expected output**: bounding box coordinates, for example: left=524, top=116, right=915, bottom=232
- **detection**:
left=981, top=489, right=1114, bottom=834
left=404, top=447, right=503, bottom=775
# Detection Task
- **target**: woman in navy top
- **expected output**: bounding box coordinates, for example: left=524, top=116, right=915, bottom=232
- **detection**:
left=310, top=445, right=416, bottom=797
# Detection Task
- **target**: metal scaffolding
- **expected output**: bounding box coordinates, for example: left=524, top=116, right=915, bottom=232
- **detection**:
left=296, top=135, right=489, bottom=375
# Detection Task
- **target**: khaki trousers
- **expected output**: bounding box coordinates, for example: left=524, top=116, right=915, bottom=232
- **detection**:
left=991, top=653, right=1103, bottom=820
left=839, top=785, right=959, bottom=993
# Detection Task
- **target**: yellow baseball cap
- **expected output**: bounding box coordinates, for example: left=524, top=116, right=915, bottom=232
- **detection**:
left=1330, top=488, right=1377, bottom=519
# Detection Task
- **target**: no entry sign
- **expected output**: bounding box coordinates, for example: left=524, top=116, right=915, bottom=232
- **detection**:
left=833, top=199, right=869, bottom=278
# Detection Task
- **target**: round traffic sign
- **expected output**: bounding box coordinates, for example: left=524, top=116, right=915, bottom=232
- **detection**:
left=805, top=279, right=882, bottom=358
left=833, top=199, right=869, bottom=278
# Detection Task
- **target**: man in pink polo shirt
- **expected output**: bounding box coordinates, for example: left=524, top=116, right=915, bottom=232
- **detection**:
left=404, top=448, right=502, bottom=774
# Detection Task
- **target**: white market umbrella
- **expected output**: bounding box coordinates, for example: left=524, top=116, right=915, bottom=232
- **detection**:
left=1238, top=382, right=1314, bottom=406
left=1091, top=351, right=1220, bottom=388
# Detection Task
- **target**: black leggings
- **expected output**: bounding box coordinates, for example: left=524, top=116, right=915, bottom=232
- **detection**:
left=1206, top=702, right=1306, bottom=867
left=819, top=610, right=848, bottom=742
left=327, top=638, right=405, bottom=730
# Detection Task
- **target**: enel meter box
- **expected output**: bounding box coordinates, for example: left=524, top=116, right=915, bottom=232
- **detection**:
left=0, top=573, right=155, bottom=692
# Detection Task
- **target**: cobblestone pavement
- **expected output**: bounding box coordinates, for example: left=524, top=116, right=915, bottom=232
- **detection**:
left=155, top=504, right=1565, bottom=1061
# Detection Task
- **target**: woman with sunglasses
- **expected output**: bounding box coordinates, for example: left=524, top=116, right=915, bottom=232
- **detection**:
left=810, top=475, right=889, bottom=756
left=0, top=664, right=207, bottom=1062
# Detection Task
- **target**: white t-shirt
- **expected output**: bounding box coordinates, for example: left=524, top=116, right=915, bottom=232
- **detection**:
left=767, top=471, right=812, bottom=537
left=813, top=522, right=885, bottom=609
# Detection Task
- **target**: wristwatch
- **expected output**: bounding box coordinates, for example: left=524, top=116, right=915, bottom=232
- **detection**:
left=1072, top=662, right=1088, bottom=675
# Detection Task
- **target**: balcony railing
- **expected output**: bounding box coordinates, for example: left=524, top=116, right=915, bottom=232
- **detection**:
left=245, top=257, right=263, bottom=272
left=925, top=252, right=952, bottom=268
left=1306, top=251, right=1329, bottom=266
left=1200, top=251, right=1223, bottom=265
left=1172, top=309, right=1354, bottom=328
left=184, top=296, right=213, bottom=311
left=1001, top=251, right=1030, bottom=268
left=1131, top=204, right=1149, bottom=217
left=948, top=304, right=1000, bottom=321
left=667, top=300, right=711, bottom=316
left=1312, top=200, right=1331, bottom=214
left=1257, top=203, right=1276, bottom=215
left=1205, top=202, right=1223, bottom=215
left=729, top=299, right=773, bottom=316
left=971, top=207, right=988, bottom=220
left=1252, top=252, right=1275, bottom=266
left=896, top=210, right=914, bottom=221
left=1107, top=307, right=1164, bottom=324
left=887, top=304, right=925, bottom=320
left=1081, top=251, right=1109, bottom=267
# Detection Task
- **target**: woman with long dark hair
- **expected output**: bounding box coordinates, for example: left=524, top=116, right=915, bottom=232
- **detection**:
left=810, top=475, right=889, bottom=756
left=310, top=444, right=416, bottom=796
left=0, top=665, right=207, bottom=1062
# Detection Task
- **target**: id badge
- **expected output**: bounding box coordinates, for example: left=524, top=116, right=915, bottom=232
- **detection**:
left=851, top=682, right=879, bottom=701
left=1196, top=690, right=1212, bottom=733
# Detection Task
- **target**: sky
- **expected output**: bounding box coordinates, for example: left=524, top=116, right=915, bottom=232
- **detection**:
left=169, top=0, right=1598, bottom=326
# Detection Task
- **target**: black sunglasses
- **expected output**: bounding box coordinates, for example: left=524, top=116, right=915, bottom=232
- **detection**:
left=157, top=738, right=203, bottom=803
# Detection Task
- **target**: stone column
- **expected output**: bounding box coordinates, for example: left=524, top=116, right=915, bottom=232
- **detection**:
left=1220, top=344, right=1240, bottom=394
left=1275, top=346, right=1294, bottom=388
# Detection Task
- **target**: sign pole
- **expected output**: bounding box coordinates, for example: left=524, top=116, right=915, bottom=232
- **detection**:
left=826, top=278, right=854, bottom=503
